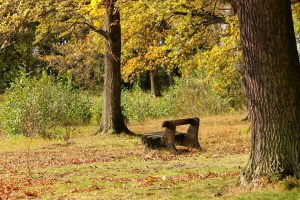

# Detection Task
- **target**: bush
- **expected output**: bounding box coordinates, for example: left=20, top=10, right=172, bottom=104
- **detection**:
left=92, top=77, right=236, bottom=123
left=91, top=96, right=103, bottom=122
left=127, top=77, right=237, bottom=120
left=122, top=86, right=174, bottom=122
left=166, top=77, right=235, bottom=116
left=0, top=73, right=92, bottom=137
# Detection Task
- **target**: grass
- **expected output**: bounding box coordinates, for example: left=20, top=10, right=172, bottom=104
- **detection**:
left=0, top=114, right=299, bottom=199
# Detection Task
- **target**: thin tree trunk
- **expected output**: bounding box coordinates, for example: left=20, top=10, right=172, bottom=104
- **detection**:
left=234, top=0, right=300, bottom=183
left=150, top=70, right=162, bottom=97
left=99, top=1, right=132, bottom=134
left=168, top=72, right=175, bottom=86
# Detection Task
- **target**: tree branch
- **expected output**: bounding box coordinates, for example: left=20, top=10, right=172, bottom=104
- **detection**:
left=83, top=21, right=109, bottom=39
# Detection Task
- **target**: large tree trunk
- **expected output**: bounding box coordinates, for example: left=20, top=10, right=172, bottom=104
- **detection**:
left=99, top=1, right=131, bottom=134
left=234, top=0, right=300, bottom=183
left=149, top=70, right=162, bottom=97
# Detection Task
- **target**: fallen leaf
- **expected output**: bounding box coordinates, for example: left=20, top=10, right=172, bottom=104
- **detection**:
left=24, top=191, right=39, bottom=197
left=145, top=176, right=156, bottom=183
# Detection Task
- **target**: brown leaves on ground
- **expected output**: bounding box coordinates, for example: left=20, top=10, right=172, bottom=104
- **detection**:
left=0, top=180, right=40, bottom=200
left=171, top=171, right=240, bottom=182
left=23, top=190, right=39, bottom=198
left=0, top=115, right=250, bottom=199
left=0, top=180, right=20, bottom=200
left=143, top=149, right=200, bottom=161
left=0, top=144, right=140, bottom=199
left=70, top=185, right=102, bottom=193
left=91, top=171, right=240, bottom=188
left=138, top=172, right=240, bottom=187
left=1, top=145, right=138, bottom=172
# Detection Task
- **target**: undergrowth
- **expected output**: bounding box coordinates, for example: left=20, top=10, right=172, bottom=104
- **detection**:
left=0, top=72, right=92, bottom=138
left=92, top=77, right=239, bottom=123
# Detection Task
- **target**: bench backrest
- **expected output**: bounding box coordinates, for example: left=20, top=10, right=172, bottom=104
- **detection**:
left=162, top=117, right=199, bottom=128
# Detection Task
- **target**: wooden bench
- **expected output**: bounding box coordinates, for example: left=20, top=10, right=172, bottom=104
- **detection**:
left=140, top=117, right=201, bottom=154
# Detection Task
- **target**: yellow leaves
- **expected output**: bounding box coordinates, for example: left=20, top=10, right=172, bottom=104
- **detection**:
left=85, top=33, right=93, bottom=41
left=122, top=44, right=170, bottom=82
left=195, top=18, right=242, bottom=98
left=90, top=7, right=106, bottom=18
left=292, top=3, right=300, bottom=38
left=120, top=0, right=242, bottom=89
left=144, top=46, right=162, bottom=61
left=42, top=55, right=59, bottom=63
left=80, top=0, right=106, bottom=28
left=122, top=57, right=144, bottom=82
left=90, top=0, right=102, bottom=8
left=93, top=20, right=103, bottom=29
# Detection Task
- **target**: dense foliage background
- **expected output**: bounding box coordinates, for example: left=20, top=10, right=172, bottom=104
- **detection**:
left=0, top=0, right=299, bottom=136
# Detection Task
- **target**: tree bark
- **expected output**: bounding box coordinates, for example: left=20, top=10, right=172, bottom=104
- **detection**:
left=150, top=70, right=162, bottom=97
left=99, top=0, right=132, bottom=134
left=234, top=0, right=300, bottom=183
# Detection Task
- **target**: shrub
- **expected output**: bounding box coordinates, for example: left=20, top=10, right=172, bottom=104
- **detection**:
left=122, top=86, right=174, bottom=122
left=121, top=77, right=235, bottom=122
left=167, top=77, right=235, bottom=116
left=92, top=77, right=236, bottom=123
left=91, top=74, right=242, bottom=125
left=91, top=96, right=103, bottom=122
left=0, top=73, right=92, bottom=137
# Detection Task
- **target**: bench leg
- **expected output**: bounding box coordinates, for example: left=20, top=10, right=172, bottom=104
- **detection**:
left=162, top=127, right=178, bottom=154
left=183, top=124, right=201, bottom=150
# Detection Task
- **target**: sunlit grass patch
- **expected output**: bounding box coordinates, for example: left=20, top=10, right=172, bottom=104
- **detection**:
left=0, top=135, right=60, bottom=153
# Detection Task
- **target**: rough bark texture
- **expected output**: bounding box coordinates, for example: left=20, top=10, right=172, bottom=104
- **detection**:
left=149, top=70, right=162, bottom=97
left=234, top=0, right=300, bottom=183
left=99, top=1, right=131, bottom=134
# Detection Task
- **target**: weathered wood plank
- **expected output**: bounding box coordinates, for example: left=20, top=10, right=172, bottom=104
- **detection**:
left=162, top=117, right=199, bottom=127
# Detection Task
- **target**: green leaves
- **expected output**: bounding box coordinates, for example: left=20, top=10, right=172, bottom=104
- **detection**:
left=1, top=73, right=92, bottom=137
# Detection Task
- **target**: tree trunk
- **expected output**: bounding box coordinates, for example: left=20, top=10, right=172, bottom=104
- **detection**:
left=168, top=72, right=175, bottom=86
left=99, top=1, right=132, bottom=134
left=150, top=70, right=162, bottom=97
left=234, top=0, right=300, bottom=183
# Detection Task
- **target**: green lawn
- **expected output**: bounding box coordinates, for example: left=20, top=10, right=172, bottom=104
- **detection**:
left=0, top=114, right=299, bottom=199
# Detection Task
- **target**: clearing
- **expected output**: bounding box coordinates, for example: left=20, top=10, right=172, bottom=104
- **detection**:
left=0, top=114, right=299, bottom=199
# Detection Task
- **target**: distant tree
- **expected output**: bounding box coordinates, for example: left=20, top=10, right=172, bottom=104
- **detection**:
left=233, top=0, right=300, bottom=183
left=0, top=0, right=131, bottom=134
left=38, top=0, right=132, bottom=134
left=121, top=0, right=243, bottom=104
left=149, top=70, right=162, bottom=97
